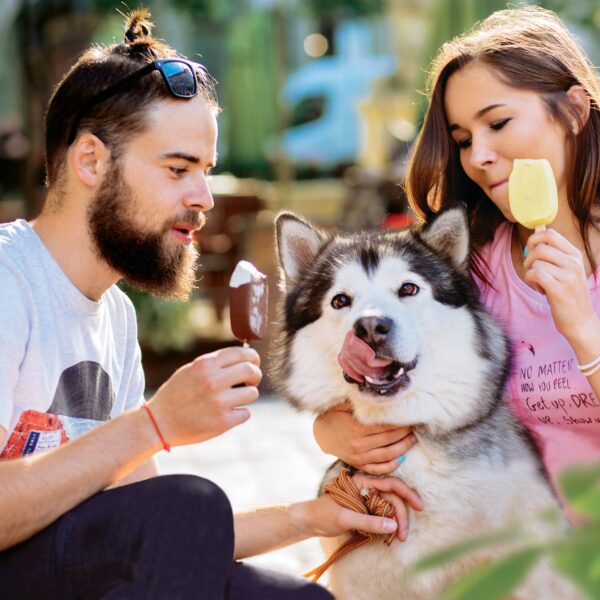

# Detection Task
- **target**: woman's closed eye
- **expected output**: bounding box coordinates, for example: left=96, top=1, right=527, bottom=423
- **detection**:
left=457, top=137, right=471, bottom=150
left=456, top=118, right=511, bottom=150
left=490, top=117, right=511, bottom=131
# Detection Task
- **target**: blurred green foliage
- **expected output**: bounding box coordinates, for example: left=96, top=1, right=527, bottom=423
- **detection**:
left=411, top=462, right=600, bottom=599
left=542, top=0, right=600, bottom=29
left=119, top=283, right=197, bottom=353
left=303, top=0, right=385, bottom=18
left=90, top=0, right=387, bottom=23
left=89, top=0, right=234, bottom=22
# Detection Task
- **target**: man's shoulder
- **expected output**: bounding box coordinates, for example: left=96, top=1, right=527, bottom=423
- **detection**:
left=0, top=223, right=31, bottom=289
left=0, top=236, right=32, bottom=329
left=0, top=219, right=31, bottom=249
left=104, top=284, right=138, bottom=326
left=0, top=219, right=35, bottom=276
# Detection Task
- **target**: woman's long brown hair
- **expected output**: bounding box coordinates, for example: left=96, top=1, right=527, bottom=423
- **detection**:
left=405, top=6, right=600, bottom=288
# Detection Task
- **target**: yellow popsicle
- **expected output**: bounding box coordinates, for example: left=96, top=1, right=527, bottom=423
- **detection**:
left=508, top=159, right=558, bottom=231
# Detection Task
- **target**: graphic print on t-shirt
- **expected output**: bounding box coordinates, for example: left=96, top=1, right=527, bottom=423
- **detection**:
left=513, top=341, right=600, bottom=428
left=0, top=361, right=115, bottom=459
left=48, top=361, right=115, bottom=420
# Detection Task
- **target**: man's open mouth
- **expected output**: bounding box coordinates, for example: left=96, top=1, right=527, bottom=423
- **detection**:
left=170, top=222, right=200, bottom=245
left=343, top=357, right=417, bottom=396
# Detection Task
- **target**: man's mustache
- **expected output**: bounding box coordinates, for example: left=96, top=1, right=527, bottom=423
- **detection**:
left=163, top=210, right=206, bottom=234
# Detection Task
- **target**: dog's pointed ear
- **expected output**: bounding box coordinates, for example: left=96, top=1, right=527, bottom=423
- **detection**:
left=419, top=206, right=470, bottom=269
left=275, top=212, right=325, bottom=285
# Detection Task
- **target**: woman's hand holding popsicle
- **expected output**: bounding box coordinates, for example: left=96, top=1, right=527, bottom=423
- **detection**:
left=524, top=229, right=597, bottom=344
left=509, top=159, right=599, bottom=346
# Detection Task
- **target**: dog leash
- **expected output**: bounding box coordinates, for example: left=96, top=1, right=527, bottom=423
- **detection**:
left=304, top=469, right=396, bottom=582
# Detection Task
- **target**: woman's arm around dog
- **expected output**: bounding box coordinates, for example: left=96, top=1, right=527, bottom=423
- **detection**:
left=313, top=402, right=416, bottom=475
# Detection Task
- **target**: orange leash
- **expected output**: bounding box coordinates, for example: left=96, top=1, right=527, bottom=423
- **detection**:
left=304, top=469, right=396, bottom=582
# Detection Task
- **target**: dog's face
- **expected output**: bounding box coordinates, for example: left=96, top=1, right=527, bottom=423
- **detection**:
left=273, top=208, right=509, bottom=429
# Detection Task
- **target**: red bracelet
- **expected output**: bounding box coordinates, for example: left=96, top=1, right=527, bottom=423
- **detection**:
left=142, top=401, right=171, bottom=452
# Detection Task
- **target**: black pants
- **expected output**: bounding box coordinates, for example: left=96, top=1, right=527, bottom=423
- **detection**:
left=0, top=475, right=333, bottom=599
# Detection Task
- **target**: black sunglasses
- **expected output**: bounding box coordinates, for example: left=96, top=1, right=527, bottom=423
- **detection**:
left=67, top=58, right=205, bottom=145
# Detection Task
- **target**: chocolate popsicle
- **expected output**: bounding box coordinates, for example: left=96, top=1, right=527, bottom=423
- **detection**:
left=229, top=260, right=268, bottom=347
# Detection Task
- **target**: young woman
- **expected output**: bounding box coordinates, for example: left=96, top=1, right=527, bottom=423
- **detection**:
left=314, top=5, right=600, bottom=520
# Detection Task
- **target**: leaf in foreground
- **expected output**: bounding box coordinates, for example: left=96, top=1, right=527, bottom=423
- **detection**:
left=408, top=527, right=519, bottom=575
left=438, top=546, right=543, bottom=600
left=553, top=537, right=600, bottom=600
left=559, top=463, right=600, bottom=513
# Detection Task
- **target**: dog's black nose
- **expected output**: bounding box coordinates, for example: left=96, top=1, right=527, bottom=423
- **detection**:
left=354, top=316, right=393, bottom=345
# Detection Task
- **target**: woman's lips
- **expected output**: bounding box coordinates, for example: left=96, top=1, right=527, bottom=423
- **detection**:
left=490, top=178, right=508, bottom=190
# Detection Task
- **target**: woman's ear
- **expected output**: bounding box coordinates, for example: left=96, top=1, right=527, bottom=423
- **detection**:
left=566, top=85, right=591, bottom=134
left=68, top=133, right=111, bottom=188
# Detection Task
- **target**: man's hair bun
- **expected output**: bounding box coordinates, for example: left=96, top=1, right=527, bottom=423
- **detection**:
left=124, top=8, right=154, bottom=43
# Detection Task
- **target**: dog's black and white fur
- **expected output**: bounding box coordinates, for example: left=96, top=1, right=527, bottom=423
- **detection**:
left=272, top=208, right=579, bottom=599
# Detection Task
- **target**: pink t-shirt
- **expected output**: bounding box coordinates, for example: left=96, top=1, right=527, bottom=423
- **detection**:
left=476, top=223, right=600, bottom=511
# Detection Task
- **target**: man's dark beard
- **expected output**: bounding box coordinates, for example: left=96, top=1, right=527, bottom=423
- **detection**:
left=88, top=160, right=203, bottom=300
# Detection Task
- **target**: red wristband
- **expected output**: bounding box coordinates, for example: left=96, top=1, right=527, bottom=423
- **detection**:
left=142, top=401, right=171, bottom=452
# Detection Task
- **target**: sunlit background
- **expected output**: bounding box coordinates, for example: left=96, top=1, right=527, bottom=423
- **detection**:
left=1, top=0, right=599, bottom=374
left=1, top=0, right=600, bottom=577
left=0, top=0, right=600, bottom=574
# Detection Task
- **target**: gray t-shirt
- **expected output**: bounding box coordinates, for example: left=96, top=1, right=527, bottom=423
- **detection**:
left=0, top=219, right=144, bottom=456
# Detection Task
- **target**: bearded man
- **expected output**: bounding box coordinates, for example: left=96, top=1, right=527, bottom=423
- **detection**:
left=0, top=9, right=415, bottom=599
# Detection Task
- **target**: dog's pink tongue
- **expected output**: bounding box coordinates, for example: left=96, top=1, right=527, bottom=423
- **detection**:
left=338, top=331, right=393, bottom=382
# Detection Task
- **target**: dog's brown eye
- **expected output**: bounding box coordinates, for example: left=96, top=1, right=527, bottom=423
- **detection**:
left=398, top=282, right=419, bottom=297
left=331, top=293, right=352, bottom=309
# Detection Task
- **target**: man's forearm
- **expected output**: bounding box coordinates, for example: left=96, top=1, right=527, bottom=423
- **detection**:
left=233, top=501, right=315, bottom=560
left=232, top=474, right=409, bottom=560
left=0, top=408, right=160, bottom=551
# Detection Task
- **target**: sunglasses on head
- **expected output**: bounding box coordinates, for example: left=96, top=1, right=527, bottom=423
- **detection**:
left=67, top=58, right=206, bottom=145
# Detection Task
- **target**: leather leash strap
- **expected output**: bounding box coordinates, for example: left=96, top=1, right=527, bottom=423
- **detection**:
left=304, top=469, right=396, bottom=582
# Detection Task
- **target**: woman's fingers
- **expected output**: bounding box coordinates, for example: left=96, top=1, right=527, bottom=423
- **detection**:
left=352, top=472, right=423, bottom=509
left=351, top=473, right=423, bottom=542
left=524, top=242, right=571, bottom=271
left=362, top=475, right=424, bottom=512
left=360, top=460, right=400, bottom=476
left=379, top=491, right=410, bottom=541
left=527, top=228, right=580, bottom=256
left=363, top=432, right=417, bottom=464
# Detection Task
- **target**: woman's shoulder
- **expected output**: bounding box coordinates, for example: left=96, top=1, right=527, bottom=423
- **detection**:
left=471, top=222, right=512, bottom=292
left=480, top=221, right=512, bottom=260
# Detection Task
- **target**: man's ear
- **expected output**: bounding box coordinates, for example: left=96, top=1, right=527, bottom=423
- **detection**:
left=68, top=133, right=111, bottom=188
left=275, top=212, right=326, bottom=287
left=419, top=206, right=470, bottom=270
left=566, top=85, right=591, bottom=134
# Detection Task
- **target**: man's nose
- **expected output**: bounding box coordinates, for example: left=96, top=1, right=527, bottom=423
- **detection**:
left=183, top=174, right=214, bottom=212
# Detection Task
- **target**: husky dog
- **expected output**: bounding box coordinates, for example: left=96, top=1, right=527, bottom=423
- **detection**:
left=272, top=208, right=578, bottom=599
